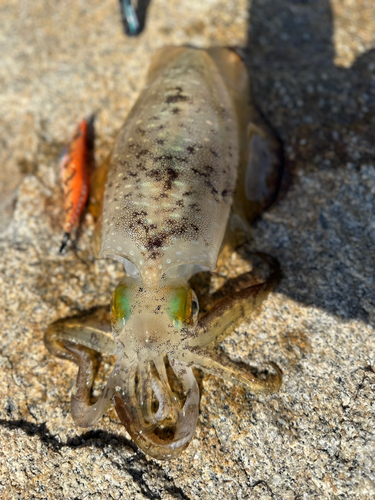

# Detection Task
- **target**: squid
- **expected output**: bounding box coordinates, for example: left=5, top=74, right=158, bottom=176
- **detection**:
left=45, top=47, right=282, bottom=460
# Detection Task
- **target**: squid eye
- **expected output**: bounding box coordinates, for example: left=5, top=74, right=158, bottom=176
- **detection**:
left=111, top=282, right=132, bottom=331
left=169, top=286, right=199, bottom=327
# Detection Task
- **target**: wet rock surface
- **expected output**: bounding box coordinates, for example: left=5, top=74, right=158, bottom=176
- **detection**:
left=0, top=0, right=374, bottom=498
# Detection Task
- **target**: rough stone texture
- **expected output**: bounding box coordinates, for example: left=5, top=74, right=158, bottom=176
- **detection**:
left=0, top=0, right=374, bottom=499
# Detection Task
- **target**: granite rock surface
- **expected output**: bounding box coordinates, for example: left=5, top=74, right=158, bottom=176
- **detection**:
left=0, top=0, right=374, bottom=499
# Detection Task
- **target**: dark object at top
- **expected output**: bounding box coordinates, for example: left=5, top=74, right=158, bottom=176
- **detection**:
left=119, top=0, right=151, bottom=36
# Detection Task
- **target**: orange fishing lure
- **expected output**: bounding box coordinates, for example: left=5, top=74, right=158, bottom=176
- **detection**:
left=60, top=119, right=89, bottom=253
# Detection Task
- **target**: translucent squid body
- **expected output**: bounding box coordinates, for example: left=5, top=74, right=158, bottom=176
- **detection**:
left=45, top=47, right=283, bottom=460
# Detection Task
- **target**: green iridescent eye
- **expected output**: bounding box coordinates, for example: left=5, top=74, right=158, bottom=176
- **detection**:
left=169, top=287, right=199, bottom=327
left=111, top=283, right=132, bottom=331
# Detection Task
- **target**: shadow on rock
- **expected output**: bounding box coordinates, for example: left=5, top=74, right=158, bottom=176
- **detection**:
left=240, top=0, right=375, bottom=323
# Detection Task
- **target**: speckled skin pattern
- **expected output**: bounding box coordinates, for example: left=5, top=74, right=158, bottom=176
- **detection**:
left=44, top=47, right=282, bottom=460
left=101, top=48, right=239, bottom=283
left=2, top=0, right=375, bottom=495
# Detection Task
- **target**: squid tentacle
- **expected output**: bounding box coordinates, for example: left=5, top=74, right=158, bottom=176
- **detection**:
left=185, top=347, right=282, bottom=394
left=65, top=342, right=121, bottom=426
left=44, top=308, right=119, bottom=427
left=123, top=363, right=159, bottom=432
left=137, top=361, right=158, bottom=424
left=44, top=306, right=116, bottom=356
left=189, top=254, right=280, bottom=348
left=169, top=358, right=200, bottom=445
left=153, top=356, right=181, bottom=421
left=114, top=358, right=199, bottom=460
left=151, top=375, right=172, bottom=422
